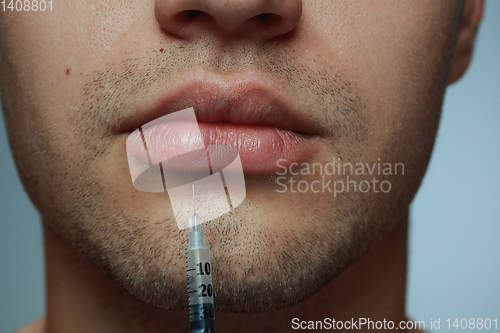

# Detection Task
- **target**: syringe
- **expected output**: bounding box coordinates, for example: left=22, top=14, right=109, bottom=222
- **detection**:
left=185, top=185, right=216, bottom=333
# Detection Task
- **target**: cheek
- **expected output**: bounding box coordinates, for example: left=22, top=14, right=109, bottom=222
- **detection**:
left=303, top=0, right=461, bottom=209
left=0, top=1, right=155, bottom=104
left=0, top=1, right=154, bottom=190
left=322, top=3, right=457, bottom=150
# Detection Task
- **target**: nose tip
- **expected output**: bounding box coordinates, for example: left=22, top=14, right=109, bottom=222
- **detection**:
left=155, top=0, right=302, bottom=40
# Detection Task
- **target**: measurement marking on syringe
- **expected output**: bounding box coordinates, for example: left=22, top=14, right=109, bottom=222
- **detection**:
left=187, top=268, right=195, bottom=272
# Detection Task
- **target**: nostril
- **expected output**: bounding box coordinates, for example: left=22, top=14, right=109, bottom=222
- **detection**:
left=185, top=10, right=201, bottom=20
left=258, top=13, right=277, bottom=23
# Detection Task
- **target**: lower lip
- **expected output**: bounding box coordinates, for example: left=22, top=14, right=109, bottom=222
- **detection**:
left=128, top=122, right=319, bottom=174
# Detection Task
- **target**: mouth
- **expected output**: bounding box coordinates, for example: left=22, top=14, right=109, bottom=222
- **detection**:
left=121, top=71, right=323, bottom=174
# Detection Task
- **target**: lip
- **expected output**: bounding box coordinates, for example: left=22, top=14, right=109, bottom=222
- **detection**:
left=122, top=70, right=322, bottom=174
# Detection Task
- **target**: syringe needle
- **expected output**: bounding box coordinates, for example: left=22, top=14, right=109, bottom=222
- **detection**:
left=189, top=185, right=201, bottom=232
left=192, top=184, right=196, bottom=215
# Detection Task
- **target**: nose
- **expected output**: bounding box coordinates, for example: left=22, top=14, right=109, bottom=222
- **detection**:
left=155, top=0, right=302, bottom=40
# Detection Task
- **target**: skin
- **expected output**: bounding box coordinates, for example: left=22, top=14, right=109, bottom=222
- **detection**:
left=0, top=0, right=483, bottom=332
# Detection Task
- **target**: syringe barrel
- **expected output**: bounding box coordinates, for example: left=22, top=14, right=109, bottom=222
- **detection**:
left=185, top=232, right=216, bottom=333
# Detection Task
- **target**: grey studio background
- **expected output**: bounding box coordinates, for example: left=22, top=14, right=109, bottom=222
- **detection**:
left=1, top=2, right=499, bottom=332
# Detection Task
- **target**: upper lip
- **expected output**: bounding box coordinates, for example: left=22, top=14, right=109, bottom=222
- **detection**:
left=120, top=70, right=322, bottom=135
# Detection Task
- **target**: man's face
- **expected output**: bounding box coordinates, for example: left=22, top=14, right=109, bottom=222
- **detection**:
left=0, top=1, right=462, bottom=312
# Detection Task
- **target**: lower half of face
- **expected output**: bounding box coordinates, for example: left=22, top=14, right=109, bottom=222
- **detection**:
left=0, top=0, right=462, bottom=312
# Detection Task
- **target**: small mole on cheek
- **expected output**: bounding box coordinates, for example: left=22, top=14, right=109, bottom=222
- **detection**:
left=159, top=48, right=164, bottom=53
left=65, top=68, right=71, bottom=75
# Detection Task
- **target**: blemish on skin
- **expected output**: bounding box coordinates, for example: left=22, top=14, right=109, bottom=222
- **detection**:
left=159, top=48, right=164, bottom=53
left=65, top=68, right=71, bottom=75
